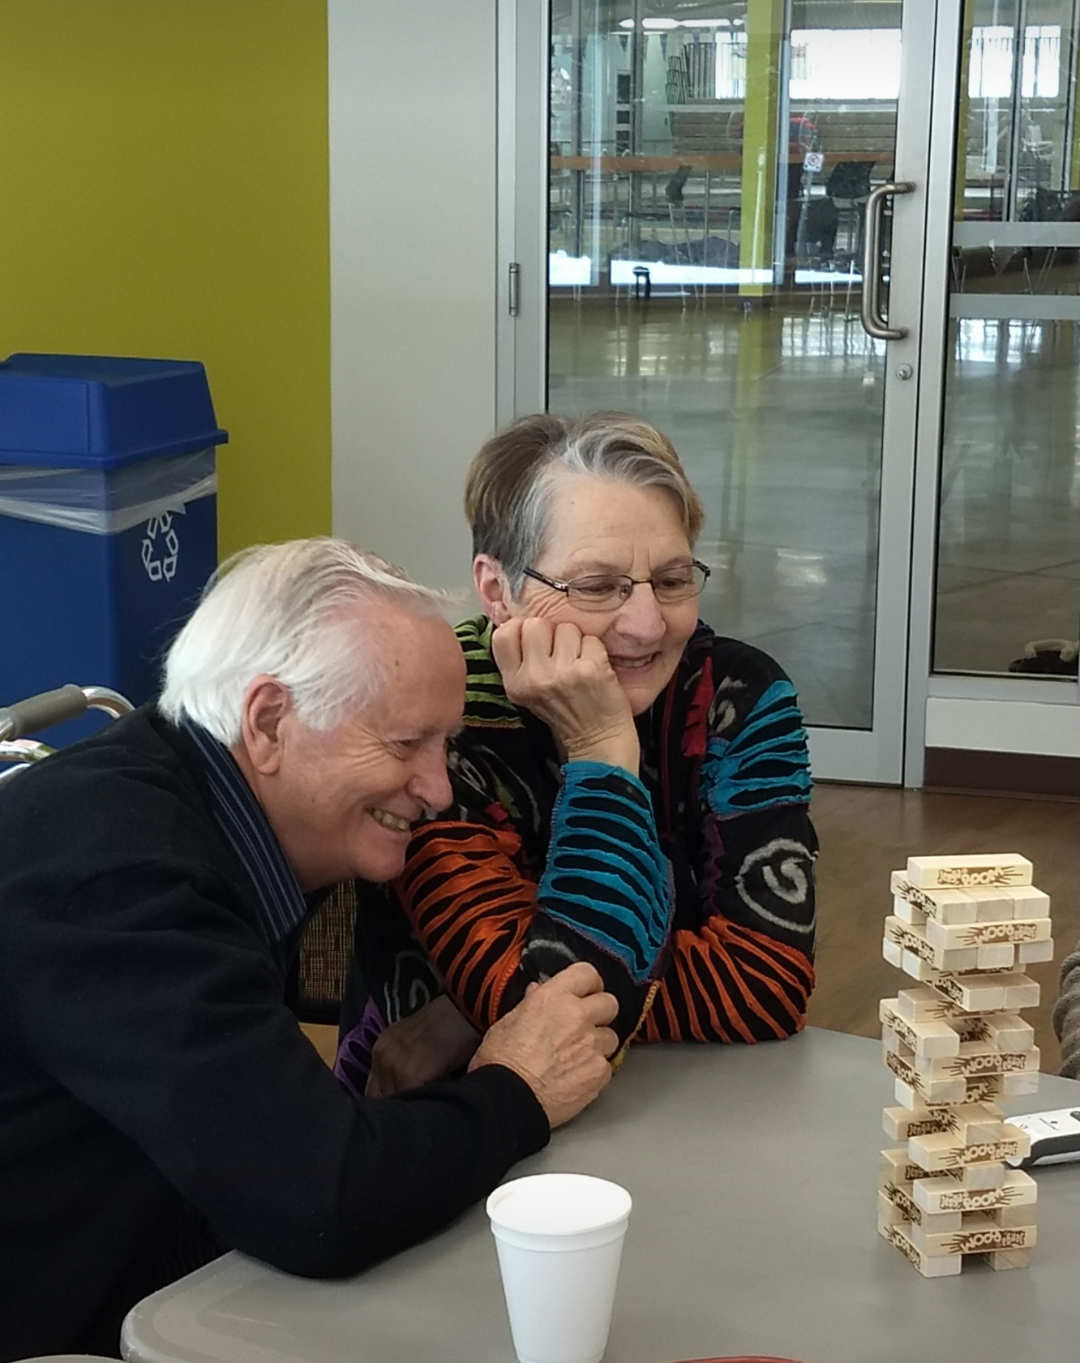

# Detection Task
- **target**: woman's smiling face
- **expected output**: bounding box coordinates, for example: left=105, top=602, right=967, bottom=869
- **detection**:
left=504, top=471, right=700, bottom=716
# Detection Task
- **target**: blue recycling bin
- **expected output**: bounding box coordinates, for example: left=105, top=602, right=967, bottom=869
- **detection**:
left=0, top=354, right=228, bottom=743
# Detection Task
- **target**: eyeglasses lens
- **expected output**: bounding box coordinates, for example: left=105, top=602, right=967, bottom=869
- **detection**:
left=565, top=564, right=707, bottom=610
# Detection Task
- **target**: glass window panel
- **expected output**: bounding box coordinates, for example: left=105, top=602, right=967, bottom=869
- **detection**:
left=933, top=0, right=1080, bottom=679
left=548, top=0, right=901, bottom=729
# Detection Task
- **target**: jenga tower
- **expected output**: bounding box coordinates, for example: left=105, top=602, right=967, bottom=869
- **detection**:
left=877, top=853, right=1053, bottom=1276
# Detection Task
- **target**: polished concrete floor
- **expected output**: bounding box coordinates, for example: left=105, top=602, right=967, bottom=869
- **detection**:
left=549, top=297, right=1080, bottom=728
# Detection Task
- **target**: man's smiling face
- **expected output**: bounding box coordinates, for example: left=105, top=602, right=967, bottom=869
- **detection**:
left=254, top=607, right=466, bottom=891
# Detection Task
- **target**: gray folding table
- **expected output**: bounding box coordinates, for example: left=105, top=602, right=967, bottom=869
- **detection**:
left=122, top=1029, right=1080, bottom=1363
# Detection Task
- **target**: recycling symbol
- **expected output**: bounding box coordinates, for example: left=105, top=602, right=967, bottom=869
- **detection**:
left=142, top=512, right=180, bottom=582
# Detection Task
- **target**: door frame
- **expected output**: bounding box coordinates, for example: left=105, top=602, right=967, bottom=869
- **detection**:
left=905, top=0, right=965, bottom=790
left=907, top=0, right=1080, bottom=787
left=496, top=0, right=548, bottom=423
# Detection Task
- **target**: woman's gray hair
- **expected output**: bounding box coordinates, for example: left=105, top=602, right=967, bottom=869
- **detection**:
left=464, top=412, right=704, bottom=594
left=159, top=537, right=453, bottom=745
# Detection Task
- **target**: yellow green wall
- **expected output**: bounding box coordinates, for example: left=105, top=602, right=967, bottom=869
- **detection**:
left=0, top=0, right=330, bottom=557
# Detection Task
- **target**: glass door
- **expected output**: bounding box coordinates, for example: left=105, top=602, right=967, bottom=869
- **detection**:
left=501, top=0, right=936, bottom=782
left=909, top=0, right=1080, bottom=782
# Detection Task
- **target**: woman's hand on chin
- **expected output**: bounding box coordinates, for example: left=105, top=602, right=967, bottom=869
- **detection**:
left=492, top=616, right=640, bottom=775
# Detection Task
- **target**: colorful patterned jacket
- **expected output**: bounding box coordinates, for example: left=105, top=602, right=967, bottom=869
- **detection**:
left=336, top=617, right=817, bottom=1092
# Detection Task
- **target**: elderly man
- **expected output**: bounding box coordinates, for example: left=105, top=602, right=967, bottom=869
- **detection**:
left=0, top=538, right=618, bottom=1361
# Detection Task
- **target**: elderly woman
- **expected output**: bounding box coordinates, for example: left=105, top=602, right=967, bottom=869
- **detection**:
left=336, top=413, right=816, bottom=1096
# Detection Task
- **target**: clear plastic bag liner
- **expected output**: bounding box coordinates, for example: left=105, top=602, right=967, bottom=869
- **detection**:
left=0, top=447, right=216, bottom=535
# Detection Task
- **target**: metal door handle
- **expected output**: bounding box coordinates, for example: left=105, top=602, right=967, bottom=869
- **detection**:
left=860, top=181, right=914, bottom=340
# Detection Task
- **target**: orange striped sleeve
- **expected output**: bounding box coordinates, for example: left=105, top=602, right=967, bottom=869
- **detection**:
left=641, top=916, right=814, bottom=1043
left=395, top=820, right=537, bottom=1030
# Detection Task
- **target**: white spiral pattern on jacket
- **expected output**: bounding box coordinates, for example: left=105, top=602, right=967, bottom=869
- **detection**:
left=735, top=837, right=816, bottom=935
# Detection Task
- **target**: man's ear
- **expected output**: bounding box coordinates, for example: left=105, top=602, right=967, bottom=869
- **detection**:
left=474, top=554, right=514, bottom=624
left=238, top=676, right=292, bottom=775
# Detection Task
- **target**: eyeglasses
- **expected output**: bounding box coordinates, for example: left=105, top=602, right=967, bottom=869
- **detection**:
left=522, top=560, right=711, bottom=612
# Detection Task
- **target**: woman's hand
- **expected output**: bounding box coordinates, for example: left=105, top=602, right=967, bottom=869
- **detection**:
left=365, top=995, right=482, bottom=1097
left=492, top=616, right=640, bottom=775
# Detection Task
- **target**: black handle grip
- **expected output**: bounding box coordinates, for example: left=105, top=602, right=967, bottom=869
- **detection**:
left=0, top=684, right=89, bottom=740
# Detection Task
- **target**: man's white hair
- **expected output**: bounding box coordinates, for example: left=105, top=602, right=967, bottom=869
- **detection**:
left=159, top=537, right=453, bottom=745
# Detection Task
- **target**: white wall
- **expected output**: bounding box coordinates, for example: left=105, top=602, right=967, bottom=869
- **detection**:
left=329, top=0, right=497, bottom=593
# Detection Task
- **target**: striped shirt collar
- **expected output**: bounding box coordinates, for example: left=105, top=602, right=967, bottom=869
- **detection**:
left=181, top=718, right=309, bottom=952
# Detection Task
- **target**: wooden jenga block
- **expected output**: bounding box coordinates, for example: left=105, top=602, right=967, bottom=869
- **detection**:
left=897, top=1070, right=1013, bottom=1106
left=912, top=1102, right=1004, bottom=1142
left=912, top=1167, right=1036, bottom=1214
left=1000, top=973, right=1041, bottom=1009
left=908, top=957, right=994, bottom=990
left=901, top=948, right=935, bottom=981
left=950, top=1015, right=986, bottom=1040
left=1009, top=884, right=1050, bottom=918
left=883, top=916, right=932, bottom=963
left=910, top=1041, right=1003, bottom=1084
left=891, top=936, right=1016, bottom=974
left=881, top=1144, right=1010, bottom=1201
left=977, top=943, right=1016, bottom=969
left=883, top=1100, right=1002, bottom=1140
left=966, top=1074, right=1014, bottom=1103
left=908, top=1124, right=1030, bottom=1172
left=883, top=935, right=903, bottom=968
left=894, top=1077, right=919, bottom=1108
left=890, top=873, right=978, bottom=923
left=880, top=999, right=961, bottom=1057
left=1018, top=938, right=1055, bottom=965
left=885, top=916, right=979, bottom=972
left=906, top=854, right=1033, bottom=890
left=955, top=1160, right=1007, bottom=1190
left=964, top=887, right=1016, bottom=922
left=895, top=985, right=967, bottom=1023
left=891, top=1071, right=1010, bottom=1110
left=893, top=894, right=927, bottom=925
left=879, top=1220, right=962, bottom=1276
left=884, top=1105, right=950, bottom=1141
left=923, top=916, right=1052, bottom=949
left=954, top=1112, right=1009, bottom=1145
left=879, top=1183, right=963, bottom=1233
left=1001, top=1070, right=1040, bottom=1097
left=884, top=1105, right=940, bottom=1140
left=885, top=1045, right=968, bottom=1103
left=937, top=945, right=983, bottom=974
left=910, top=1212, right=1036, bottom=1258
left=923, top=972, right=1007, bottom=1010
left=927, top=971, right=1039, bottom=1013
left=951, top=1099, right=1004, bottom=1127
left=883, top=1030, right=908, bottom=1061
left=978, top=1013, right=1036, bottom=1051
left=878, top=1188, right=909, bottom=1227
left=913, top=1042, right=1040, bottom=1080
left=984, top=1247, right=1034, bottom=1271
left=878, top=1179, right=913, bottom=1223
left=880, top=1146, right=929, bottom=1186
left=992, top=1203, right=1038, bottom=1229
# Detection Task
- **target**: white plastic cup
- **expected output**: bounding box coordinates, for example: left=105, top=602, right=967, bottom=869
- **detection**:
left=486, top=1173, right=632, bottom=1363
